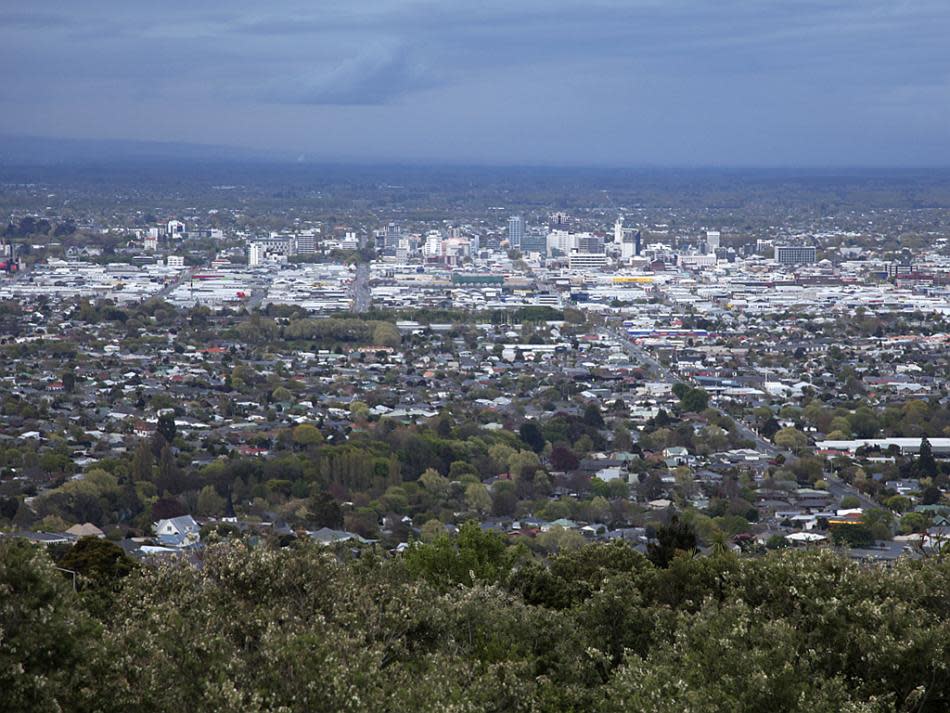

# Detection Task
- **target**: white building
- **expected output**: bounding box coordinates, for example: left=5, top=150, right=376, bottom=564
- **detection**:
left=568, top=251, right=608, bottom=270
left=547, top=229, right=575, bottom=257
left=423, top=231, right=443, bottom=259
left=508, top=216, right=524, bottom=248
left=166, top=255, right=185, bottom=268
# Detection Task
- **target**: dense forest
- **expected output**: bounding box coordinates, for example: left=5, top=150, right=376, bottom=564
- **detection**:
left=2, top=531, right=947, bottom=713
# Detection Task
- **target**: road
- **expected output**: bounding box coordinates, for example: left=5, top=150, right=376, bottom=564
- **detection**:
left=351, top=262, right=371, bottom=313
left=607, top=323, right=886, bottom=510
left=156, top=266, right=198, bottom=299
left=607, top=324, right=780, bottom=456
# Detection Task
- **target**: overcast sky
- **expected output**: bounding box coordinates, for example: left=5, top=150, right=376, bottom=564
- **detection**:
left=2, top=1, right=949, bottom=166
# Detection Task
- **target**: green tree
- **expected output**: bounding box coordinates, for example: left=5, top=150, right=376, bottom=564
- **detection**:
left=196, top=485, right=225, bottom=516
left=519, top=421, right=546, bottom=452
left=156, top=413, right=176, bottom=444
left=372, top=322, right=401, bottom=348
left=647, top=516, right=698, bottom=568
left=915, top=437, right=938, bottom=478
left=464, top=482, right=492, bottom=515
left=0, top=539, right=100, bottom=712
left=292, top=423, right=323, bottom=448
left=773, top=427, right=809, bottom=452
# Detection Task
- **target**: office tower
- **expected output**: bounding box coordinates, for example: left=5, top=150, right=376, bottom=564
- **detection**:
left=521, top=228, right=547, bottom=255
left=576, top=234, right=604, bottom=254
left=546, top=230, right=573, bottom=257
left=705, top=230, right=720, bottom=254
left=508, top=216, right=524, bottom=248
left=775, top=245, right=817, bottom=265
left=620, top=228, right=640, bottom=260
left=296, top=233, right=317, bottom=255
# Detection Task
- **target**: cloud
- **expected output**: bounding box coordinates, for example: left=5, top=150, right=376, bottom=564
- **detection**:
left=0, top=1, right=948, bottom=164
left=264, top=44, right=442, bottom=105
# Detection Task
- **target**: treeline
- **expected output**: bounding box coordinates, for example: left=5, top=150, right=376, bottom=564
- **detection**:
left=2, top=533, right=948, bottom=712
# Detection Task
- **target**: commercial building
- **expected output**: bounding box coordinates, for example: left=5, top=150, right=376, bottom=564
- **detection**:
left=508, top=216, right=524, bottom=248
left=568, top=251, right=608, bottom=270
left=296, top=232, right=317, bottom=255
left=521, top=229, right=547, bottom=255
left=776, top=245, right=817, bottom=265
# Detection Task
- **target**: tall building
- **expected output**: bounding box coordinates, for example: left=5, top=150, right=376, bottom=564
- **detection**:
left=507, top=216, right=524, bottom=248
left=546, top=230, right=574, bottom=257
left=423, top=231, right=442, bottom=259
left=620, top=228, right=641, bottom=261
left=775, top=245, right=817, bottom=265
left=296, top=232, right=317, bottom=255
left=704, top=230, right=720, bottom=254
left=521, top=228, right=547, bottom=255
left=385, top=222, right=402, bottom=248
left=613, top=216, right=624, bottom=245
left=576, top=234, right=604, bottom=254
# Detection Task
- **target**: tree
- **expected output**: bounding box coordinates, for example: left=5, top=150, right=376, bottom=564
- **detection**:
left=465, top=482, right=492, bottom=515
left=647, top=516, right=697, bottom=568
left=156, top=413, right=176, bottom=444
left=583, top=403, right=605, bottom=429
left=372, top=322, right=401, bottom=348
left=519, top=421, right=546, bottom=453
left=537, top=526, right=587, bottom=554
left=0, top=539, right=99, bottom=712
left=773, top=427, right=809, bottom=452
left=679, top=387, right=710, bottom=413
left=921, top=486, right=942, bottom=506
left=831, top=524, right=875, bottom=548
left=130, top=439, right=153, bottom=483
left=402, top=520, right=517, bottom=589
left=550, top=445, right=579, bottom=471
left=57, top=537, right=136, bottom=590
left=196, top=485, right=225, bottom=516
left=915, top=437, right=938, bottom=478
left=613, top=424, right=633, bottom=451
left=419, top=467, right=450, bottom=500
left=420, top=519, right=444, bottom=543
left=292, top=423, right=323, bottom=448
left=271, top=386, right=292, bottom=403
left=310, top=491, right=343, bottom=528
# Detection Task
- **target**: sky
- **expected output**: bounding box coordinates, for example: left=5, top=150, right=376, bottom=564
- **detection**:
left=2, top=0, right=949, bottom=167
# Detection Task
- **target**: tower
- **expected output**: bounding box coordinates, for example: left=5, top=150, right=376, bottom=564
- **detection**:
left=507, top=216, right=524, bottom=249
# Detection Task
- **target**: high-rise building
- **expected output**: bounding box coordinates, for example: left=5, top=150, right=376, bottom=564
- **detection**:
left=296, top=233, right=317, bottom=255
left=507, top=216, right=524, bottom=248
left=775, top=245, right=817, bottom=265
left=546, top=230, right=574, bottom=257
left=704, top=230, right=720, bottom=254
left=385, top=222, right=402, bottom=248
left=423, top=231, right=442, bottom=259
left=521, top=228, right=547, bottom=255
left=576, top=234, right=604, bottom=254
left=620, top=228, right=641, bottom=261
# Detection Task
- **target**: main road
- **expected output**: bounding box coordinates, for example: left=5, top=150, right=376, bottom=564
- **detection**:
left=607, top=324, right=779, bottom=456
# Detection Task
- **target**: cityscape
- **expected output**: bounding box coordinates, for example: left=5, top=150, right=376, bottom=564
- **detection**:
left=2, top=1, right=950, bottom=711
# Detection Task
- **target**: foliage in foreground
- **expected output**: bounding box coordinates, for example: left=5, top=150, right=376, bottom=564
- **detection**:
left=1, top=535, right=948, bottom=713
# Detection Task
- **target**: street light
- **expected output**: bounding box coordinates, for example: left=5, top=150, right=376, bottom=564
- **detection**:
left=54, top=566, right=78, bottom=592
